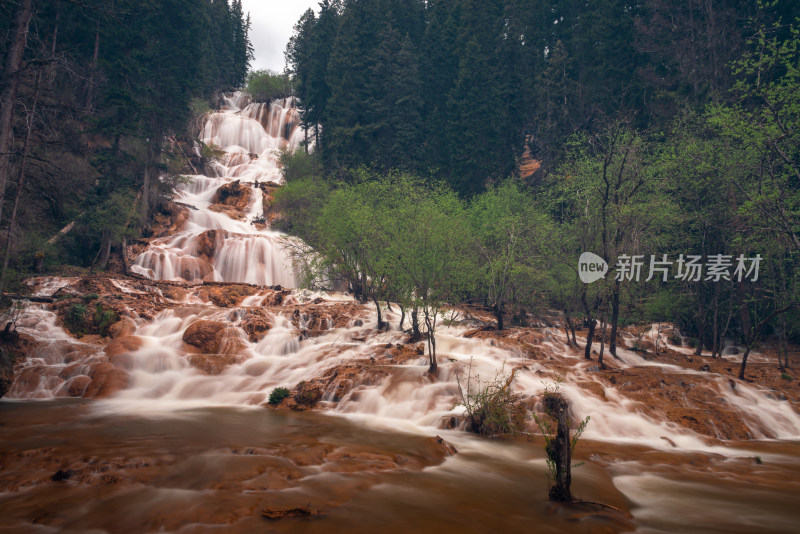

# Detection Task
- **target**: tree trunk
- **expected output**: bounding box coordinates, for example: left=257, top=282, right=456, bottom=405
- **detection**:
left=0, top=70, right=39, bottom=299
left=372, top=295, right=386, bottom=330
left=580, top=288, right=594, bottom=360
left=609, top=280, right=620, bottom=358
left=85, top=20, right=100, bottom=110
left=598, top=313, right=608, bottom=369
left=399, top=304, right=405, bottom=330
left=563, top=310, right=574, bottom=347
left=738, top=346, right=751, bottom=380
left=544, top=394, right=573, bottom=502
left=94, top=229, right=112, bottom=270
left=694, top=284, right=706, bottom=356
left=711, top=287, right=720, bottom=358
left=494, top=302, right=504, bottom=330
left=0, top=0, right=34, bottom=224
left=424, top=308, right=437, bottom=374
left=121, top=238, right=129, bottom=276
left=141, top=139, right=155, bottom=223
left=584, top=318, right=596, bottom=360
left=409, top=306, right=422, bottom=342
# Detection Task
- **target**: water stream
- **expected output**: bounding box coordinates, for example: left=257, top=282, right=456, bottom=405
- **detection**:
left=2, top=94, right=799, bottom=532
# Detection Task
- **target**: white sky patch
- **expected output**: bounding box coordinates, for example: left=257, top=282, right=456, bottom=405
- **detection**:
left=241, top=0, right=319, bottom=73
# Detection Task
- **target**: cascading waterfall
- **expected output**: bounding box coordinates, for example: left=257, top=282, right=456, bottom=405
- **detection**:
left=131, top=94, right=302, bottom=287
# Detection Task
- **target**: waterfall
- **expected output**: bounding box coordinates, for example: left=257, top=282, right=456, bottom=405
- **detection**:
left=131, top=94, right=301, bottom=287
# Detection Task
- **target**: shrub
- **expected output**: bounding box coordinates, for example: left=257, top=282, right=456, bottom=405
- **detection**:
left=65, top=303, right=88, bottom=336
left=781, top=373, right=793, bottom=381
left=268, top=387, right=291, bottom=405
left=245, top=70, right=292, bottom=103
left=455, top=359, right=526, bottom=437
left=95, top=304, right=119, bottom=337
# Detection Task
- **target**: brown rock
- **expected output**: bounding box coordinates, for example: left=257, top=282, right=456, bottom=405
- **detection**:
left=187, top=353, right=240, bottom=375
left=108, top=318, right=136, bottom=339
left=205, top=284, right=255, bottom=307
left=104, top=335, right=144, bottom=358
left=209, top=180, right=251, bottom=219
left=241, top=309, right=273, bottom=342
left=182, top=320, right=245, bottom=354
left=85, top=362, right=129, bottom=398
left=61, top=375, right=91, bottom=397
left=183, top=320, right=227, bottom=353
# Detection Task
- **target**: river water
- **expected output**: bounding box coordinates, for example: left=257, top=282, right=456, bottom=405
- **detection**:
left=2, top=94, right=799, bottom=532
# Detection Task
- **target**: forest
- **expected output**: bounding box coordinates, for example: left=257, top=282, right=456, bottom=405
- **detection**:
left=0, top=0, right=798, bottom=382
left=0, top=0, right=251, bottom=293
left=278, top=0, right=800, bottom=379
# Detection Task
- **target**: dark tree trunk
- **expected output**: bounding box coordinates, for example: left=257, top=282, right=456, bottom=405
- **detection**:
left=609, top=280, right=620, bottom=357
left=95, top=229, right=112, bottom=269
left=544, top=394, right=573, bottom=502
left=0, top=0, right=34, bottom=223
left=584, top=319, right=596, bottom=360
left=372, top=295, right=386, bottom=330
left=580, top=288, right=595, bottom=360
left=494, top=302, right=504, bottom=330
left=563, top=310, right=573, bottom=347
left=121, top=238, right=129, bottom=276
left=0, top=71, right=39, bottom=299
left=409, top=307, right=422, bottom=342
left=738, top=346, right=751, bottom=380
left=694, top=285, right=706, bottom=356
left=598, top=313, right=608, bottom=369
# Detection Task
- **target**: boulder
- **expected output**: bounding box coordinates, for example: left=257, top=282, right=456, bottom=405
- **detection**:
left=84, top=362, right=129, bottom=398
left=183, top=320, right=227, bottom=354
left=104, top=335, right=143, bottom=358
left=61, top=375, right=91, bottom=397
left=187, top=353, right=240, bottom=375
left=108, top=318, right=136, bottom=339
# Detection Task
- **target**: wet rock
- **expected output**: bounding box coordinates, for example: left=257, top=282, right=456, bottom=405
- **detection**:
left=85, top=362, right=129, bottom=398
left=293, top=382, right=322, bottom=406
left=209, top=180, right=251, bottom=220
left=60, top=375, right=91, bottom=397
left=108, top=318, right=136, bottom=339
left=187, top=353, right=240, bottom=375
left=262, top=506, right=318, bottom=520
left=699, top=364, right=711, bottom=372
left=104, top=335, right=143, bottom=358
left=202, top=284, right=255, bottom=307
left=51, top=469, right=75, bottom=482
left=183, top=320, right=227, bottom=353
left=240, top=309, right=273, bottom=342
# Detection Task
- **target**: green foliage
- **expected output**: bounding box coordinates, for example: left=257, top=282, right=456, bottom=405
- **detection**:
left=278, top=147, right=322, bottom=183
left=62, top=301, right=118, bottom=338
left=94, top=305, right=119, bottom=338
left=245, top=70, right=293, bottom=103
left=781, top=373, right=793, bottom=381
left=268, top=387, right=291, bottom=405
left=455, top=360, right=526, bottom=437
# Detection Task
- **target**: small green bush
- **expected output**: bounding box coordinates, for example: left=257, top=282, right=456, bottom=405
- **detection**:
left=455, top=360, right=526, bottom=437
left=268, top=387, right=291, bottom=405
left=781, top=373, right=793, bottom=381
left=65, top=303, right=88, bottom=336
left=245, top=70, right=292, bottom=103
left=95, top=304, right=119, bottom=337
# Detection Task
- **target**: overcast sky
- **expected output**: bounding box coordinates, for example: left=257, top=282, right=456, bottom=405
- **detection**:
left=241, top=0, right=318, bottom=73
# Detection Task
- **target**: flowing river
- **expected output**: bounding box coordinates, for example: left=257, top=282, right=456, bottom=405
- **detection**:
left=1, top=94, right=799, bottom=533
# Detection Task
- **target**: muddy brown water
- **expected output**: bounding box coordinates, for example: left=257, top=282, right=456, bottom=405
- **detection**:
left=2, top=400, right=799, bottom=533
